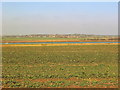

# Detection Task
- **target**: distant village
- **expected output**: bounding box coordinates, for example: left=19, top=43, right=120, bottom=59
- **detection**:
left=2, top=34, right=120, bottom=40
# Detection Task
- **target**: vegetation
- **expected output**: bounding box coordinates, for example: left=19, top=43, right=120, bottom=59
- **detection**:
left=2, top=45, right=118, bottom=88
left=2, top=37, right=87, bottom=41
left=2, top=34, right=118, bottom=41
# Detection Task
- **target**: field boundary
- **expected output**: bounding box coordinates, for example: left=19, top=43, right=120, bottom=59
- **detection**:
left=1, top=43, right=119, bottom=47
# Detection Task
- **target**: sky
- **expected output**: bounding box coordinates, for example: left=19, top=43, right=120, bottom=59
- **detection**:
left=2, top=2, right=118, bottom=35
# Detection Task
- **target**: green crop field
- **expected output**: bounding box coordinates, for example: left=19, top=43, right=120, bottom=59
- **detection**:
left=2, top=35, right=114, bottom=41
left=2, top=37, right=87, bottom=41
left=2, top=45, right=118, bottom=88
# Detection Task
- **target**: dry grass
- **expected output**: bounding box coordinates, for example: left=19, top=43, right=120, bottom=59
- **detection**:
left=1, top=43, right=119, bottom=47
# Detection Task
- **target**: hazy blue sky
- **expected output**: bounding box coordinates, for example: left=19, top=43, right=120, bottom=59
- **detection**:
left=2, top=2, right=118, bottom=35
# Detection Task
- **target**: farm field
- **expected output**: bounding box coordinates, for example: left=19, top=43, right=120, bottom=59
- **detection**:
left=2, top=37, right=118, bottom=43
left=2, top=45, right=118, bottom=88
left=2, top=37, right=89, bottom=42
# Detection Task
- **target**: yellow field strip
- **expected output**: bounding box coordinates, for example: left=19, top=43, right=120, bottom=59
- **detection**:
left=2, top=40, right=118, bottom=43
left=1, top=43, right=119, bottom=47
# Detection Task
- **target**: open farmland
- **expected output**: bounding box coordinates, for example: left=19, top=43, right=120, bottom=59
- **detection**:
left=2, top=45, right=118, bottom=88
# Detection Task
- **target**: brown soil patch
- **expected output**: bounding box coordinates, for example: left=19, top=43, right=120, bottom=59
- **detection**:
left=32, top=78, right=65, bottom=82
left=66, top=85, right=118, bottom=88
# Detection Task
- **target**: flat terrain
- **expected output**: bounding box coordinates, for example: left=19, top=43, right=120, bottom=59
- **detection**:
left=2, top=45, right=118, bottom=88
left=2, top=37, right=118, bottom=43
left=2, top=37, right=88, bottom=42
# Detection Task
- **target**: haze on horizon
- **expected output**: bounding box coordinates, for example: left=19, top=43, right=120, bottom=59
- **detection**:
left=2, top=2, right=118, bottom=35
